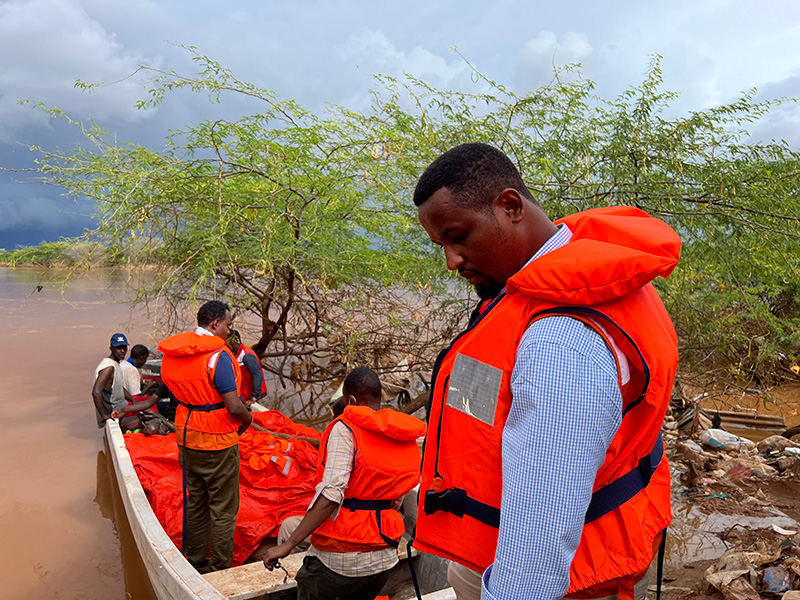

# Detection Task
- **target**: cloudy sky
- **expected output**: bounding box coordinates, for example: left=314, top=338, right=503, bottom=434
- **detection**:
left=1, top=0, right=799, bottom=248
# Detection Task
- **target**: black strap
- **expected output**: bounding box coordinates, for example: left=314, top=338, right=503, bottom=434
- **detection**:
left=342, top=498, right=394, bottom=511
left=375, top=510, right=400, bottom=549
left=584, top=432, right=664, bottom=524
left=407, top=535, right=423, bottom=600
left=656, top=528, right=667, bottom=600
left=339, top=499, right=401, bottom=549
left=423, top=487, right=501, bottom=528
left=422, top=433, right=663, bottom=530
left=176, top=399, right=226, bottom=412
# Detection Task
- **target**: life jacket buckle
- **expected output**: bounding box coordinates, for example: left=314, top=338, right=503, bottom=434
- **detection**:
left=424, top=487, right=467, bottom=518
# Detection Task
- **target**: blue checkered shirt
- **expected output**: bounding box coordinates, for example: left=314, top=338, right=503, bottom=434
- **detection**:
left=481, top=225, right=624, bottom=600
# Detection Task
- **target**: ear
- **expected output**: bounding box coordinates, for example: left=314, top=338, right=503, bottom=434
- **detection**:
left=495, top=188, right=526, bottom=224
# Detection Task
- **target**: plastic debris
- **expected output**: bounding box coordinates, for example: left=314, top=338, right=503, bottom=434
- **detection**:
left=772, top=524, right=798, bottom=536
left=762, top=565, right=791, bottom=593
left=680, top=439, right=705, bottom=454
left=699, top=428, right=755, bottom=451
left=705, top=492, right=735, bottom=500
left=721, top=457, right=778, bottom=480
left=758, top=435, right=800, bottom=454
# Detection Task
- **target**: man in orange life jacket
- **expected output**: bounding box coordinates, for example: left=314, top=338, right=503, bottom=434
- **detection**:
left=158, top=300, right=253, bottom=573
left=263, top=367, right=426, bottom=600
left=225, top=329, right=267, bottom=407
left=412, top=143, right=680, bottom=600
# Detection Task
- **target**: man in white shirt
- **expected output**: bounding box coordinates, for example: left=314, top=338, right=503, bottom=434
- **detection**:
left=92, top=333, right=138, bottom=430
left=120, top=344, right=157, bottom=397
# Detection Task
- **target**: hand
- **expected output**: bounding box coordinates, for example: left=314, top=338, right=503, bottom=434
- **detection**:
left=237, top=414, right=252, bottom=436
left=263, top=543, right=291, bottom=570
left=111, top=410, right=121, bottom=420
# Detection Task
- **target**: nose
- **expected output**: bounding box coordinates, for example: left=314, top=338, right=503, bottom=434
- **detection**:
left=443, top=245, right=464, bottom=271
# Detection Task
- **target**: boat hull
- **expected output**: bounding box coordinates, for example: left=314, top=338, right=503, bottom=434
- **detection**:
left=105, top=419, right=226, bottom=600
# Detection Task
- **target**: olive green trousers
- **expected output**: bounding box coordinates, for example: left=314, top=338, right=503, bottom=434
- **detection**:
left=178, top=444, right=240, bottom=573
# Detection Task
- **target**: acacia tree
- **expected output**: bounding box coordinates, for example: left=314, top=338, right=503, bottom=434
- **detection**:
left=21, top=50, right=800, bottom=411
left=20, top=52, right=476, bottom=419
left=350, top=56, right=800, bottom=389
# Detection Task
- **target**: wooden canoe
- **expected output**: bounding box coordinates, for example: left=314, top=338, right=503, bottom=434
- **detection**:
left=104, top=413, right=452, bottom=599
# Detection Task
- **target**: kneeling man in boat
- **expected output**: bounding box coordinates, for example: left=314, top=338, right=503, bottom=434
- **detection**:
left=158, top=300, right=253, bottom=573
left=264, top=367, right=426, bottom=600
left=93, top=332, right=141, bottom=431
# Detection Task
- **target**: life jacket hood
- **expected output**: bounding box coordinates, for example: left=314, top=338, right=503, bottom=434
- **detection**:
left=509, top=207, right=681, bottom=305
left=158, top=332, right=225, bottom=357
left=344, top=405, right=427, bottom=441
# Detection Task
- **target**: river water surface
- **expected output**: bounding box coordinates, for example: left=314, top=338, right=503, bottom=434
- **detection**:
left=0, top=267, right=158, bottom=599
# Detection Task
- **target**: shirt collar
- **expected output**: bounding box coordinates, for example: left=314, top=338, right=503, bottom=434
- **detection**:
left=195, top=326, right=214, bottom=337
left=500, top=224, right=573, bottom=296
left=525, top=223, right=572, bottom=268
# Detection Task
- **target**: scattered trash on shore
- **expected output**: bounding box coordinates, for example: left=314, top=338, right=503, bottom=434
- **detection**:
left=663, top=398, right=800, bottom=599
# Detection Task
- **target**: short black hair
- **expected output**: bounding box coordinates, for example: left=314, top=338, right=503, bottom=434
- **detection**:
left=343, top=367, right=382, bottom=403
left=130, top=344, right=150, bottom=359
left=413, top=143, right=535, bottom=211
left=331, top=397, right=346, bottom=419
left=197, top=300, right=231, bottom=328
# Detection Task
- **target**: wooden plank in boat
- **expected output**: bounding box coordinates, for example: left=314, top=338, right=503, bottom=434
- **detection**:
left=204, top=537, right=419, bottom=600
left=204, top=552, right=305, bottom=600
left=420, top=589, right=457, bottom=600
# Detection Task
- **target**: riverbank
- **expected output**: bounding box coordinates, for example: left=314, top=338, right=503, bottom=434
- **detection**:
left=661, top=392, right=800, bottom=599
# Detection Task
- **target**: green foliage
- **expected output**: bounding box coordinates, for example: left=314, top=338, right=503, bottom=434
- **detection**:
left=0, top=240, right=113, bottom=266
left=21, top=48, right=800, bottom=390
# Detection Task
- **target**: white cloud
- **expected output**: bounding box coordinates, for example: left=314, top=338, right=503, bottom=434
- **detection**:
left=332, top=29, right=476, bottom=110
left=0, top=0, right=161, bottom=142
left=511, top=31, right=594, bottom=92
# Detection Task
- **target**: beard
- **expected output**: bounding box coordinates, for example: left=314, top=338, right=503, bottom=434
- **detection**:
left=475, top=278, right=504, bottom=300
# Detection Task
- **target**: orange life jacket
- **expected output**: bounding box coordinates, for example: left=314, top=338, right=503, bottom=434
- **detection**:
left=311, top=405, right=426, bottom=553
left=414, top=207, right=680, bottom=594
left=235, top=344, right=267, bottom=400
left=158, top=332, right=242, bottom=450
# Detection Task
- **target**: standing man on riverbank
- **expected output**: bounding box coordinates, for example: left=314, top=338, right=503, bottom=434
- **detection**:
left=92, top=332, right=139, bottom=431
left=412, top=143, right=680, bottom=600
left=158, top=300, right=252, bottom=573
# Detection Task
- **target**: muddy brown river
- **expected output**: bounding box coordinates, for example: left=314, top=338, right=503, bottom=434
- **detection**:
left=0, top=267, right=159, bottom=599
